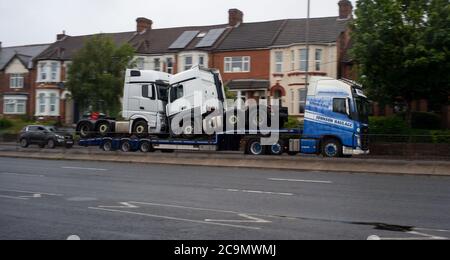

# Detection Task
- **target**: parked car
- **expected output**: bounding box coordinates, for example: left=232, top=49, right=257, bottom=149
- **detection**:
left=18, top=125, right=74, bottom=149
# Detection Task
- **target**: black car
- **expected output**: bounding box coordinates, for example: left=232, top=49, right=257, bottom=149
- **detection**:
left=18, top=125, right=74, bottom=149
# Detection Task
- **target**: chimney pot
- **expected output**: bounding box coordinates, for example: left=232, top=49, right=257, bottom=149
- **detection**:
left=228, top=9, right=244, bottom=27
left=136, top=17, right=153, bottom=33
left=57, top=31, right=67, bottom=41
left=338, top=0, right=353, bottom=20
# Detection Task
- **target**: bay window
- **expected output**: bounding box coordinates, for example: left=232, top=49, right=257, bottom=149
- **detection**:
left=315, top=49, right=323, bottom=71
left=299, top=49, right=308, bottom=72
left=35, top=90, right=59, bottom=116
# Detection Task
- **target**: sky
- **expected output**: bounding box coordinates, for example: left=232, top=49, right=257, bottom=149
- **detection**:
left=0, top=0, right=357, bottom=47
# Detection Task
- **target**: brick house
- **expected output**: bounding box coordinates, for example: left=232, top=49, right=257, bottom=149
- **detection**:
left=33, top=32, right=136, bottom=124
left=0, top=43, right=49, bottom=118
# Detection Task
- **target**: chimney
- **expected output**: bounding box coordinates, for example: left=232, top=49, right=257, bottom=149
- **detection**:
left=136, top=17, right=153, bottom=33
left=228, top=9, right=244, bottom=27
left=57, top=30, right=67, bottom=41
left=338, top=0, right=353, bottom=20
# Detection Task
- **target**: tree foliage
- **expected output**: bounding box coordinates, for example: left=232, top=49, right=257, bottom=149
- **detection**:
left=67, top=35, right=135, bottom=116
left=351, top=0, right=450, bottom=115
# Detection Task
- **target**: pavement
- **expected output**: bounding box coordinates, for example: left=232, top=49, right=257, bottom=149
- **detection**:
left=0, top=143, right=449, bottom=176
left=0, top=157, right=449, bottom=240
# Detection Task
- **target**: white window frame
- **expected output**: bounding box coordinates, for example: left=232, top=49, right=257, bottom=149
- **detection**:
left=3, top=96, right=27, bottom=115
left=299, top=49, right=308, bottom=72
left=166, top=57, right=174, bottom=74
left=35, top=90, right=60, bottom=116
left=274, top=51, right=283, bottom=73
left=199, top=55, right=205, bottom=68
left=154, top=58, right=161, bottom=71
left=224, top=56, right=251, bottom=73
left=315, top=49, right=323, bottom=71
left=10, top=74, right=24, bottom=89
left=290, top=50, right=295, bottom=71
left=38, top=62, right=47, bottom=82
left=184, top=56, right=193, bottom=71
left=298, top=88, right=307, bottom=114
left=51, top=62, right=59, bottom=81
left=135, top=57, right=145, bottom=70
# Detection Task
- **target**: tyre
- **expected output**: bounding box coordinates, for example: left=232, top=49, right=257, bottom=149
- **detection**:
left=322, top=139, right=342, bottom=158
left=268, top=141, right=284, bottom=156
left=133, top=121, right=148, bottom=138
left=20, top=138, right=29, bottom=148
left=139, top=141, right=154, bottom=153
left=246, top=139, right=265, bottom=156
left=47, top=139, right=56, bottom=149
left=78, top=122, right=93, bottom=139
left=96, top=121, right=111, bottom=137
left=120, top=140, right=131, bottom=153
left=102, top=140, right=113, bottom=152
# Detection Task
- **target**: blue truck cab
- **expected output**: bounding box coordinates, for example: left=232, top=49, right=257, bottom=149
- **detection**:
left=300, top=77, right=370, bottom=157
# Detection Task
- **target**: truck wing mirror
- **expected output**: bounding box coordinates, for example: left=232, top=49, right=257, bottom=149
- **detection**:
left=346, top=98, right=351, bottom=118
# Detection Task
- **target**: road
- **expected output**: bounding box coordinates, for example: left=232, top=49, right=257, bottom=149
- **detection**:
left=0, top=157, right=449, bottom=240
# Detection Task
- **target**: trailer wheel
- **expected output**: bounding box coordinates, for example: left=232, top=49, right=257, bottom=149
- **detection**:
left=139, top=141, right=154, bottom=153
left=268, top=141, right=284, bottom=156
left=322, top=139, right=342, bottom=158
left=246, top=139, right=265, bottom=156
left=120, top=140, right=131, bottom=153
left=78, top=122, right=93, bottom=139
left=102, top=140, right=113, bottom=152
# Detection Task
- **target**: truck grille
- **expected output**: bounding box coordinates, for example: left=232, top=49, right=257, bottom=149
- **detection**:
left=360, top=126, right=369, bottom=150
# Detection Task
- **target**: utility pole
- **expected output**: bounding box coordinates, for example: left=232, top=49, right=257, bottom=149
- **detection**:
left=305, top=0, right=311, bottom=93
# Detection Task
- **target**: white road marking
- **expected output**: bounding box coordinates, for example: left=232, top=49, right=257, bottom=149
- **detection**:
left=62, top=166, right=107, bottom=171
left=89, top=207, right=261, bottom=230
left=369, top=229, right=449, bottom=240
left=268, top=178, right=333, bottom=184
left=0, top=188, right=63, bottom=196
left=215, top=188, right=293, bottom=196
left=205, top=214, right=270, bottom=224
left=67, top=235, right=81, bottom=240
left=0, top=195, right=29, bottom=200
left=0, top=172, right=45, bottom=178
left=98, top=202, right=139, bottom=209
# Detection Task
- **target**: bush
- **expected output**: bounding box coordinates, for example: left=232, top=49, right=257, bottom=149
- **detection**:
left=430, top=130, right=450, bottom=144
left=284, top=116, right=301, bottom=129
left=411, top=112, right=441, bottom=130
left=0, top=118, right=13, bottom=129
left=369, top=116, right=410, bottom=135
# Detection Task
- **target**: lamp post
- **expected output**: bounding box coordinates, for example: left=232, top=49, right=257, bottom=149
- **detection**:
left=305, top=0, right=311, bottom=93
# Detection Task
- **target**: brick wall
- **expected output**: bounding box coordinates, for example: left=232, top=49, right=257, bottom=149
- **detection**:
left=210, top=50, right=271, bottom=82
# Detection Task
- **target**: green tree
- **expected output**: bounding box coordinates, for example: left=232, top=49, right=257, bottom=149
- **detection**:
left=351, top=0, right=450, bottom=125
left=67, top=35, right=135, bottom=116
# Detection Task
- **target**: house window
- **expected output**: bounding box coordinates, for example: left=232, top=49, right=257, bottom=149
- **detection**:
left=275, top=51, right=283, bottom=73
left=184, top=56, right=193, bottom=71
left=38, top=93, right=46, bottom=114
left=49, top=93, right=57, bottom=113
left=51, top=62, right=59, bottom=81
left=154, top=58, right=161, bottom=71
left=136, top=58, right=145, bottom=70
left=224, top=56, right=250, bottom=73
left=199, top=55, right=205, bottom=68
left=3, top=97, right=27, bottom=114
left=39, top=63, right=47, bottom=81
left=166, top=58, right=174, bottom=74
left=10, top=74, right=24, bottom=88
left=298, top=89, right=307, bottom=114
left=290, top=90, right=295, bottom=113
left=291, top=50, right=295, bottom=71
left=299, top=49, right=308, bottom=72
left=315, top=49, right=323, bottom=71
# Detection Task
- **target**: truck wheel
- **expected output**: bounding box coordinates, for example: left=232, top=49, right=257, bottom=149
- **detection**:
left=97, top=122, right=111, bottom=137
left=102, top=140, right=113, bottom=152
left=120, top=140, right=131, bottom=152
left=78, top=122, right=92, bottom=139
left=322, top=139, right=342, bottom=158
left=20, top=138, right=29, bottom=148
left=139, top=141, right=154, bottom=153
left=47, top=139, right=56, bottom=149
left=268, top=141, right=284, bottom=156
left=246, top=139, right=265, bottom=156
left=133, top=121, right=148, bottom=138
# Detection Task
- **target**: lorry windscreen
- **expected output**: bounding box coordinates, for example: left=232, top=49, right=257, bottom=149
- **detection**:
left=354, top=97, right=369, bottom=124
left=157, top=85, right=168, bottom=102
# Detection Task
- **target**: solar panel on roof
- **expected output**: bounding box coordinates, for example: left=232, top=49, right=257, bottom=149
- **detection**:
left=196, top=28, right=226, bottom=48
left=169, top=31, right=199, bottom=49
